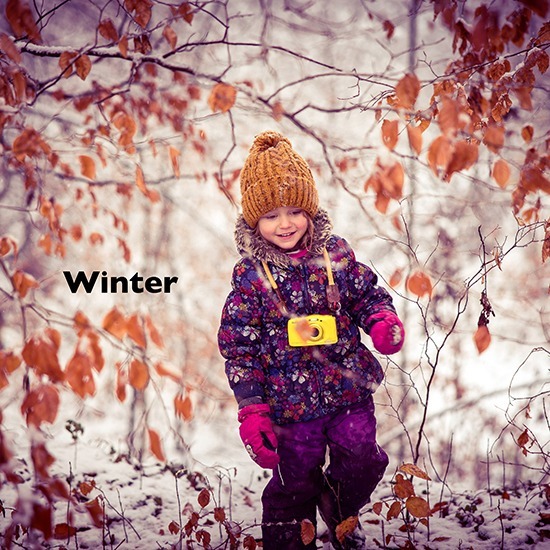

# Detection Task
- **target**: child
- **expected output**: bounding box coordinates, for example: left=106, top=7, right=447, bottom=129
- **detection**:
left=218, top=131, right=404, bottom=549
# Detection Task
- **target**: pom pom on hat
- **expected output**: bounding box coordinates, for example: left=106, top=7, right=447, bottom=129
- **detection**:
left=240, top=131, right=319, bottom=227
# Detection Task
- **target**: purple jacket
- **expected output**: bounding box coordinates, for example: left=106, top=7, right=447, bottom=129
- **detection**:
left=218, top=209, right=397, bottom=425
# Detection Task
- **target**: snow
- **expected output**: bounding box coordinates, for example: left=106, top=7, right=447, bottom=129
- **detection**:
left=1, top=405, right=548, bottom=549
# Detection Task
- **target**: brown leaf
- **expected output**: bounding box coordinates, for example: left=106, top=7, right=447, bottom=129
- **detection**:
left=336, top=516, right=358, bottom=543
left=66, top=351, right=96, bottom=398
left=6, top=0, right=42, bottom=43
left=0, top=235, right=18, bottom=258
left=542, top=221, right=550, bottom=263
left=98, top=19, right=118, bottom=42
left=406, top=496, right=431, bottom=518
left=474, top=325, right=491, bottom=354
left=208, top=83, right=237, bottom=113
left=387, top=500, right=401, bottom=521
left=399, top=463, right=432, bottom=480
left=0, top=32, right=21, bottom=62
left=393, top=474, right=415, bottom=499
left=382, top=119, right=399, bottom=150
left=521, top=125, right=534, bottom=143
left=300, top=519, right=316, bottom=546
left=75, top=55, right=92, bottom=80
left=163, top=24, right=177, bottom=49
left=198, top=488, right=210, bottom=508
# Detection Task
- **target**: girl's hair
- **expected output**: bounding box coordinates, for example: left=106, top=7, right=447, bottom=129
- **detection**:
left=255, top=211, right=315, bottom=251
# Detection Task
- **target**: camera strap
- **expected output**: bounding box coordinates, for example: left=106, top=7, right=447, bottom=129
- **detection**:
left=261, top=247, right=341, bottom=315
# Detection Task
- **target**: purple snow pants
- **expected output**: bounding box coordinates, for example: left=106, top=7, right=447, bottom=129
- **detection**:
left=261, top=395, right=388, bottom=549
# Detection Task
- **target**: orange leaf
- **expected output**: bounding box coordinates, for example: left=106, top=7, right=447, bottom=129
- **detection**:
left=406, top=270, right=433, bottom=298
left=12, top=270, right=39, bottom=298
left=208, top=83, right=236, bottom=113
left=474, top=325, right=491, bottom=354
left=427, top=135, right=452, bottom=177
left=22, top=331, right=64, bottom=382
left=119, top=35, right=129, bottom=57
left=136, top=165, right=147, bottom=195
left=129, top=359, right=149, bottom=391
left=145, top=315, right=164, bottom=348
left=126, top=313, right=146, bottom=348
left=79, top=155, right=96, bottom=179
left=300, top=519, right=316, bottom=546
left=0, top=350, right=22, bottom=374
left=483, top=125, right=505, bottom=153
left=438, top=97, right=459, bottom=136
left=148, top=428, right=166, bottom=462
left=492, top=159, right=510, bottom=188
left=115, top=362, right=127, bottom=402
left=102, top=307, right=127, bottom=340
left=169, top=146, right=180, bottom=178
left=406, top=496, right=431, bottom=518
left=85, top=496, right=104, bottom=528
left=406, top=124, right=422, bottom=154
left=0, top=235, right=18, bottom=258
left=154, top=361, right=181, bottom=382
left=395, top=73, right=420, bottom=110
left=381, top=120, right=399, bottom=150
left=444, top=140, right=478, bottom=181
left=65, top=352, right=96, bottom=398
left=174, top=392, right=193, bottom=421
left=163, top=24, right=177, bottom=49
left=521, top=125, right=534, bottom=143
left=389, top=268, right=403, bottom=288
left=21, top=384, right=60, bottom=427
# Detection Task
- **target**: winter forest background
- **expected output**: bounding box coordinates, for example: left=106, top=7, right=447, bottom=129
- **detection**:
left=0, top=0, right=549, bottom=548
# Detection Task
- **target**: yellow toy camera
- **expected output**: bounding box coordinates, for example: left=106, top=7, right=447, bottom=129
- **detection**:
left=288, top=315, right=338, bottom=347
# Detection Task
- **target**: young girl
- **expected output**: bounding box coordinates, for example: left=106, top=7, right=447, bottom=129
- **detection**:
left=218, top=131, right=404, bottom=549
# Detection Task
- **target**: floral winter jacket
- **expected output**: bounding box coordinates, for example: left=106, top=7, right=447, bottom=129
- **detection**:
left=217, top=209, right=398, bottom=425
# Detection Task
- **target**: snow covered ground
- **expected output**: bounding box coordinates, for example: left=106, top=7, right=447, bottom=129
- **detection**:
left=1, top=403, right=548, bottom=550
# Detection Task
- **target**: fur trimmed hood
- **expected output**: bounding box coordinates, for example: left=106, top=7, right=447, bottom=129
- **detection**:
left=234, top=208, right=333, bottom=268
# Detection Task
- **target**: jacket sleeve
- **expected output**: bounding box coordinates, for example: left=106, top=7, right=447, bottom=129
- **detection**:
left=217, top=260, right=267, bottom=405
left=334, top=237, right=398, bottom=333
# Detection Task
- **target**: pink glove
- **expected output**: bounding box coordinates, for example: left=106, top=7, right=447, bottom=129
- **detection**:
left=369, top=311, right=405, bottom=355
left=238, top=404, right=280, bottom=469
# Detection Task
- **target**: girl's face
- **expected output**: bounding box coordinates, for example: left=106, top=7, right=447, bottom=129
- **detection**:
left=257, top=206, right=308, bottom=250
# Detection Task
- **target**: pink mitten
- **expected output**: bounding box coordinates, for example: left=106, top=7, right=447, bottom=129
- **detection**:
left=369, top=311, right=405, bottom=355
left=238, top=404, right=280, bottom=469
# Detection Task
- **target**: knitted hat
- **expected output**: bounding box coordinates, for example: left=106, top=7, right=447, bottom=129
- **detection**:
left=240, top=131, right=319, bottom=227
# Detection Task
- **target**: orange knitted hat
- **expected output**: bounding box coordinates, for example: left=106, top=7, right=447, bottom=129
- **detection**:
left=240, top=131, right=319, bottom=227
